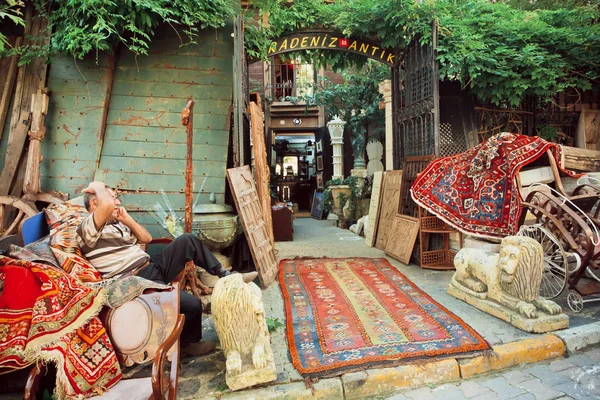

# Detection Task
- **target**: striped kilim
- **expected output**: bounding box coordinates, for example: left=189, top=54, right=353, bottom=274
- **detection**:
left=280, top=258, right=489, bottom=375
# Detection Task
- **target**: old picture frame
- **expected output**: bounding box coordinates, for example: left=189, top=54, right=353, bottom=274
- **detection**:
left=311, top=190, right=325, bottom=220
left=316, top=140, right=323, bottom=153
left=317, top=155, right=324, bottom=171
left=316, top=172, right=324, bottom=189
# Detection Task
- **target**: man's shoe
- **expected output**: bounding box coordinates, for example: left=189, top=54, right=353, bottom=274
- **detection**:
left=181, top=341, right=216, bottom=357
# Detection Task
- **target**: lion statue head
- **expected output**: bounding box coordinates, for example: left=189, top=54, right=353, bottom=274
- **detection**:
left=498, top=236, right=544, bottom=302
left=212, top=274, right=265, bottom=355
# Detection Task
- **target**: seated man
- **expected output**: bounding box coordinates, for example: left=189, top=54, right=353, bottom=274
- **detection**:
left=76, top=181, right=230, bottom=356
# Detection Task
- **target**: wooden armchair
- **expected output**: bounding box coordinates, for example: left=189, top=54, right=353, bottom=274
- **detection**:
left=20, top=214, right=186, bottom=400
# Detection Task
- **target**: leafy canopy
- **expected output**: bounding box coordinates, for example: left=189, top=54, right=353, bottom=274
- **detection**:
left=0, top=0, right=25, bottom=52
left=3, top=0, right=238, bottom=61
left=245, top=0, right=600, bottom=106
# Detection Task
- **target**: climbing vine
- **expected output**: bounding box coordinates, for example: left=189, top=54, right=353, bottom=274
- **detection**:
left=245, top=0, right=600, bottom=107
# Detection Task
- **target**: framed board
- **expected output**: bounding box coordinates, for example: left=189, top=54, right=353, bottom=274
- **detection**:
left=316, top=172, right=324, bottom=189
left=317, top=155, right=324, bottom=171
left=364, top=171, right=384, bottom=247
left=375, top=170, right=403, bottom=250
left=311, top=190, right=325, bottom=220
left=385, top=214, right=420, bottom=265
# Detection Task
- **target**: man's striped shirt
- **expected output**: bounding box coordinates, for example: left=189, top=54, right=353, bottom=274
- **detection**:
left=76, top=213, right=149, bottom=278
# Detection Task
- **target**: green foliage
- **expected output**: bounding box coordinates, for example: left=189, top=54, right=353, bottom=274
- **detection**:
left=294, top=60, right=389, bottom=157
left=266, top=317, right=284, bottom=333
left=246, top=0, right=600, bottom=107
left=7, top=0, right=238, bottom=61
left=0, top=0, right=24, bottom=52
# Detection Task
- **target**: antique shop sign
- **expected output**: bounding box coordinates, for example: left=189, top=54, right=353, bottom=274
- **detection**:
left=266, top=32, right=400, bottom=67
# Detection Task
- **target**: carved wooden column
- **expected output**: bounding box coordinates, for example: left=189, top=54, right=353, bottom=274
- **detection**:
left=379, top=80, right=393, bottom=171
left=22, top=89, right=49, bottom=200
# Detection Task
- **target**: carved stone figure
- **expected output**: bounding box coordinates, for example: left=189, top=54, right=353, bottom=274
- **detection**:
left=448, top=236, right=568, bottom=333
left=366, top=139, right=384, bottom=176
left=212, top=274, right=276, bottom=390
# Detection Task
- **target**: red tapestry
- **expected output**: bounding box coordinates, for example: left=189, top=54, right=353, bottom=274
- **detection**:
left=411, top=133, right=580, bottom=239
left=0, top=256, right=121, bottom=398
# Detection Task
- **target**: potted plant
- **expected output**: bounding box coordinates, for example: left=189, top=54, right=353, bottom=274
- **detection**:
left=324, top=176, right=360, bottom=228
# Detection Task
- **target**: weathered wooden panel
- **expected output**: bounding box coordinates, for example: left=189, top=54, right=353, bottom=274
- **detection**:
left=227, top=166, right=277, bottom=288
left=364, top=171, right=384, bottom=247
left=249, top=101, right=273, bottom=244
left=375, top=170, right=403, bottom=250
left=39, top=23, right=234, bottom=236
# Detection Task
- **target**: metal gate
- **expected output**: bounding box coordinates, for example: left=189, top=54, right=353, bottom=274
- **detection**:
left=393, top=25, right=439, bottom=168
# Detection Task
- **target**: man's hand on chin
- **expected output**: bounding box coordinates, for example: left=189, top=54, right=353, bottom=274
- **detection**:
left=115, top=207, right=131, bottom=224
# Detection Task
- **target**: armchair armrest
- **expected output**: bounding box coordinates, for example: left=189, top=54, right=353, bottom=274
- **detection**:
left=151, top=314, right=185, bottom=400
left=24, top=362, right=46, bottom=400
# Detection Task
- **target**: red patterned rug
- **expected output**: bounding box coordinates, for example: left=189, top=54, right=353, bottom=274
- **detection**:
left=411, top=132, right=580, bottom=239
left=280, top=258, right=489, bottom=376
left=0, top=256, right=121, bottom=398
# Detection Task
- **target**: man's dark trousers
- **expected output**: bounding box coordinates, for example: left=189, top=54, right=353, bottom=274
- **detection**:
left=137, top=233, right=222, bottom=345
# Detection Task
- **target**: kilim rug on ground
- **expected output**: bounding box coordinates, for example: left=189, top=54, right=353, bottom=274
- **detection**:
left=280, top=258, right=490, bottom=376
left=411, top=132, right=580, bottom=239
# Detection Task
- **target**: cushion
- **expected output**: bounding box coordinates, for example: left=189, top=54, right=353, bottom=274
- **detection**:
left=45, top=203, right=103, bottom=283
left=9, top=236, right=60, bottom=268
left=88, top=377, right=153, bottom=400
left=0, top=264, right=43, bottom=310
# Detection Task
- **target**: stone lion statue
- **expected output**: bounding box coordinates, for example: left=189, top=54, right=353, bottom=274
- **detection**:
left=451, top=236, right=562, bottom=319
left=212, top=273, right=271, bottom=376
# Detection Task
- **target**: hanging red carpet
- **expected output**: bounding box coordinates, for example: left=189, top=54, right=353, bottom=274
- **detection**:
left=411, top=132, right=580, bottom=239
left=280, top=258, right=489, bottom=376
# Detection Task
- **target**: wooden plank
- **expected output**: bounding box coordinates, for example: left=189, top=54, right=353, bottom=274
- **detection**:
left=227, top=165, right=277, bottom=288
left=116, top=54, right=233, bottom=72
left=99, top=141, right=227, bottom=162
left=105, top=109, right=228, bottom=130
left=109, top=95, right=231, bottom=113
left=364, top=171, right=384, bottom=247
left=95, top=54, right=116, bottom=171
left=93, top=170, right=225, bottom=193
left=102, top=125, right=229, bottom=145
left=576, top=108, right=600, bottom=151
left=113, top=67, right=232, bottom=86
left=117, top=192, right=225, bottom=212
left=0, top=36, right=21, bottom=140
left=110, top=81, right=232, bottom=100
left=375, top=170, right=403, bottom=250
left=96, top=156, right=226, bottom=176
left=562, top=146, right=600, bottom=172
left=385, top=214, right=420, bottom=265
left=249, top=101, right=273, bottom=244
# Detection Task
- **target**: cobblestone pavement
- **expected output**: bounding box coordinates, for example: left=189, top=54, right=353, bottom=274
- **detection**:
left=386, top=346, right=600, bottom=400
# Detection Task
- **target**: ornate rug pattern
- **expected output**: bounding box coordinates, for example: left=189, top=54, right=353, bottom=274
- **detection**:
left=410, top=132, right=580, bottom=239
left=280, top=258, right=489, bottom=375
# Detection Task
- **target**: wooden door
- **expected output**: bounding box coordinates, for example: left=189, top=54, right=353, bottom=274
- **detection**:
left=227, top=165, right=277, bottom=287
left=249, top=100, right=274, bottom=244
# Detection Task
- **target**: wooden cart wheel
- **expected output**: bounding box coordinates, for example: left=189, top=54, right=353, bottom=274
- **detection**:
left=517, top=224, right=569, bottom=299
left=0, top=196, right=38, bottom=238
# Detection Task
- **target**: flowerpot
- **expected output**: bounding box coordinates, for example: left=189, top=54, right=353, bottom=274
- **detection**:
left=329, top=184, right=351, bottom=215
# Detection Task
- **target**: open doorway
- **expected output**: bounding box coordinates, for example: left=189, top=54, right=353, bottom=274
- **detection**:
left=272, top=132, right=316, bottom=216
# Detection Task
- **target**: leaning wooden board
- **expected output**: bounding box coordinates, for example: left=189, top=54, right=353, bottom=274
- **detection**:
left=375, top=170, right=403, bottom=250
left=226, top=165, right=277, bottom=287
left=364, top=171, right=384, bottom=247
left=385, top=214, right=420, bottom=265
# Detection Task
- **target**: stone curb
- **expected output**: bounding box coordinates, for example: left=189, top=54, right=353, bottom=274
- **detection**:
left=210, top=327, right=600, bottom=400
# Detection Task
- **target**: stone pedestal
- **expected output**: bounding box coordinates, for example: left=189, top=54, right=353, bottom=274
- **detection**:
left=351, top=168, right=368, bottom=195
left=225, top=347, right=277, bottom=391
left=327, top=212, right=340, bottom=227
left=448, top=284, right=569, bottom=333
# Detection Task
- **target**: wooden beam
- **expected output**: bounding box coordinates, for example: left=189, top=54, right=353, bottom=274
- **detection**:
left=0, top=6, right=50, bottom=196
left=0, top=36, right=22, bottom=140
left=94, top=53, right=116, bottom=171
left=562, top=146, right=600, bottom=172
